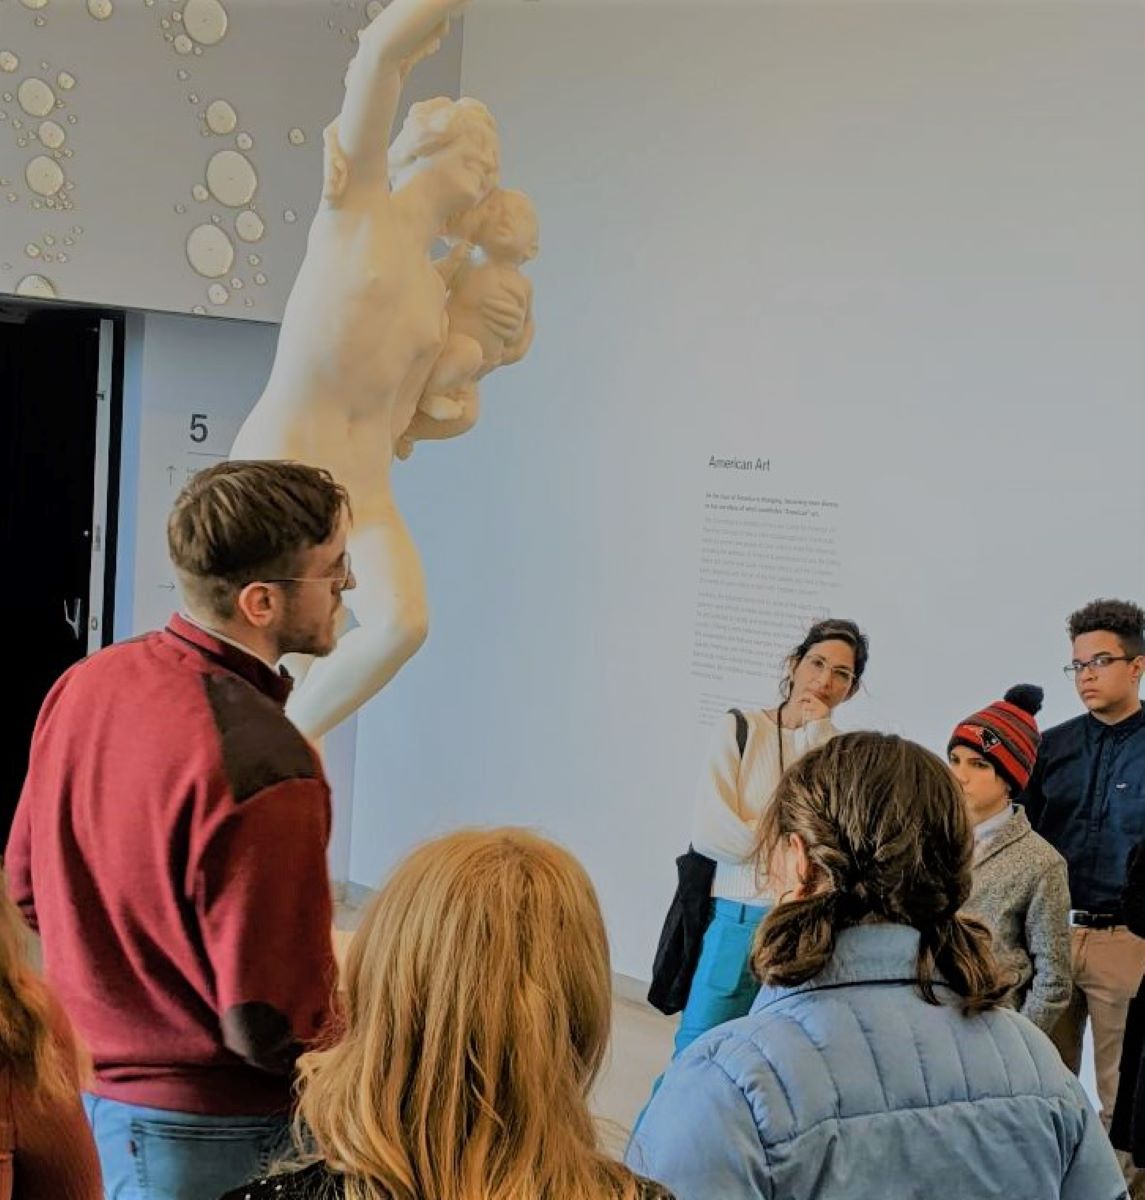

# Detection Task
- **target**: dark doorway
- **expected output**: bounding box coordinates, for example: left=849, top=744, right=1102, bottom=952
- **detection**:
left=0, top=305, right=122, bottom=845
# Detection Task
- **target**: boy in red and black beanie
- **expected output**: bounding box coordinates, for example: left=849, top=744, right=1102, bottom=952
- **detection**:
left=947, top=685, right=1071, bottom=1034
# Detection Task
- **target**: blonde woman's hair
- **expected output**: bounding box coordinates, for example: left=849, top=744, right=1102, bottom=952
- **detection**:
left=0, top=869, right=87, bottom=1104
left=752, top=732, right=1012, bottom=1013
left=296, top=828, right=646, bottom=1200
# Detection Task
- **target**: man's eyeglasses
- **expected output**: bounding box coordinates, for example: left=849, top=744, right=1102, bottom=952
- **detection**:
left=1063, top=654, right=1136, bottom=677
left=804, top=653, right=856, bottom=688
left=261, top=554, right=354, bottom=591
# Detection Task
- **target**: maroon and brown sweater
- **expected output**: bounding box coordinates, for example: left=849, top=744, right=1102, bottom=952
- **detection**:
left=5, top=614, right=338, bottom=1116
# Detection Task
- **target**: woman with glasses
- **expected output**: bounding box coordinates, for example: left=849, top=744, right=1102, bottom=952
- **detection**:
left=672, top=617, right=868, bottom=1054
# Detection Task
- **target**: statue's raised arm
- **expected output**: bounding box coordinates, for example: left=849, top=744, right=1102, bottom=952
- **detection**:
left=337, top=0, right=470, bottom=183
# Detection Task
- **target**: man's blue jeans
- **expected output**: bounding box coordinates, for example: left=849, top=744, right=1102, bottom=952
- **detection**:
left=82, top=1094, right=292, bottom=1200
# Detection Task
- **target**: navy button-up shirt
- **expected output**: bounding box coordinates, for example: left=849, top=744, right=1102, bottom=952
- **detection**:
left=1021, top=707, right=1145, bottom=913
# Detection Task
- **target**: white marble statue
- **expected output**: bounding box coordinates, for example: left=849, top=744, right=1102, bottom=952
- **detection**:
left=230, top=0, right=534, bottom=739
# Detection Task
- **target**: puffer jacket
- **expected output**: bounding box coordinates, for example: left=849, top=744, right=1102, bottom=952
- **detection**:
left=627, top=924, right=1125, bottom=1200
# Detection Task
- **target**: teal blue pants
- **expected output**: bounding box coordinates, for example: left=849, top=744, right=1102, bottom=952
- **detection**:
left=673, top=897, right=770, bottom=1055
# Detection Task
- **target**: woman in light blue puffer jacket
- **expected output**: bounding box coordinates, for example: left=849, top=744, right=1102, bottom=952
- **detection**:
left=627, top=733, right=1126, bottom=1200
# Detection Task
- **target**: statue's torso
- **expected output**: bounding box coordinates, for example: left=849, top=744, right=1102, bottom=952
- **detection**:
left=232, top=201, right=447, bottom=510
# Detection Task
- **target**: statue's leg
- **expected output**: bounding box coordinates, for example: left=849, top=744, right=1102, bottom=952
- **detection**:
left=284, top=502, right=428, bottom=740
left=418, top=334, right=484, bottom=421
left=420, top=393, right=466, bottom=421
left=399, top=380, right=482, bottom=457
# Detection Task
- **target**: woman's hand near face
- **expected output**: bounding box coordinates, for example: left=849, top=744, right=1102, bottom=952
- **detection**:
left=797, top=694, right=831, bottom=725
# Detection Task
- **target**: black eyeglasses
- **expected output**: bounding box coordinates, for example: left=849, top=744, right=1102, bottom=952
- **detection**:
left=1063, top=654, right=1136, bottom=676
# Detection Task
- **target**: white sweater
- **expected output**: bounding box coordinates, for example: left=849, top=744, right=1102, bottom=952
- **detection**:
left=690, top=708, right=837, bottom=903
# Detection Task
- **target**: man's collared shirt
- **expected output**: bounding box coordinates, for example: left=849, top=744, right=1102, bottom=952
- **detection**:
left=1021, top=707, right=1145, bottom=913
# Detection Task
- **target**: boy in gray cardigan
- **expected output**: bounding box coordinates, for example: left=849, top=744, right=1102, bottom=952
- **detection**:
left=948, top=685, right=1072, bottom=1034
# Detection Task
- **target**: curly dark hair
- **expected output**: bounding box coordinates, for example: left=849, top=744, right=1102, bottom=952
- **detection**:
left=779, top=618, right=869, bottom=701
left=752, top=732, right=1012, bottom=1014
left=1068, top=599, right=1145, bottom=659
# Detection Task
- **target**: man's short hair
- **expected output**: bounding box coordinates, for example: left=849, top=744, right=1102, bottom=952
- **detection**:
left=1068, top=598, right=1145, bottom=659
left=168, top=460, right=350, bottom=620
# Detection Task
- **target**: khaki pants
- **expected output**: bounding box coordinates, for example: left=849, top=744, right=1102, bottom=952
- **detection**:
left=1053, top=926, right=1145, bottom=1196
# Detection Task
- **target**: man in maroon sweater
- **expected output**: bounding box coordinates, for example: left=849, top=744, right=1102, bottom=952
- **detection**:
left=6, top=460, right=353, bottom=1199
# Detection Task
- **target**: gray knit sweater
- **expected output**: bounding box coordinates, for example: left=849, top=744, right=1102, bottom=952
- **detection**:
left=962, top=805, right=1072, bottom=1034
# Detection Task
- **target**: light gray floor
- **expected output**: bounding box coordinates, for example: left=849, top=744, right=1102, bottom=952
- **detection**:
left=592, top=992, right=676, bottom=1154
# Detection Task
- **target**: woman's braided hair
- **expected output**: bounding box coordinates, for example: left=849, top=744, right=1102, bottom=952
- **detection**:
left=751, top=732, right=1013, bottom=1012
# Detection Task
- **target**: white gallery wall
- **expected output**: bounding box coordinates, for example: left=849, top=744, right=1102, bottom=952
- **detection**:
left=347, top=0, right=1145, bottom=981
left=116, top=311, right=278, bottom=638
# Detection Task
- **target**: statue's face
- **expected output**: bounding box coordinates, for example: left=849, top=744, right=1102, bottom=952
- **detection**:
left=481, top=194, right=539, bottom=262
left=432, top=135, right=499, bottom=214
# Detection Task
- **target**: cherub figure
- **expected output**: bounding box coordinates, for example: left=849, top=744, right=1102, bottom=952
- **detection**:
left=419, top=188, right=539, bottom=423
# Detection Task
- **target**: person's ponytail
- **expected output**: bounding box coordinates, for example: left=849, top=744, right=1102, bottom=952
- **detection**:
left=919, top=914, right=1014, bottom=1014
left=752, top=891, right=841, bottom=987
left=749, top=733, right=1010, bottom=1013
